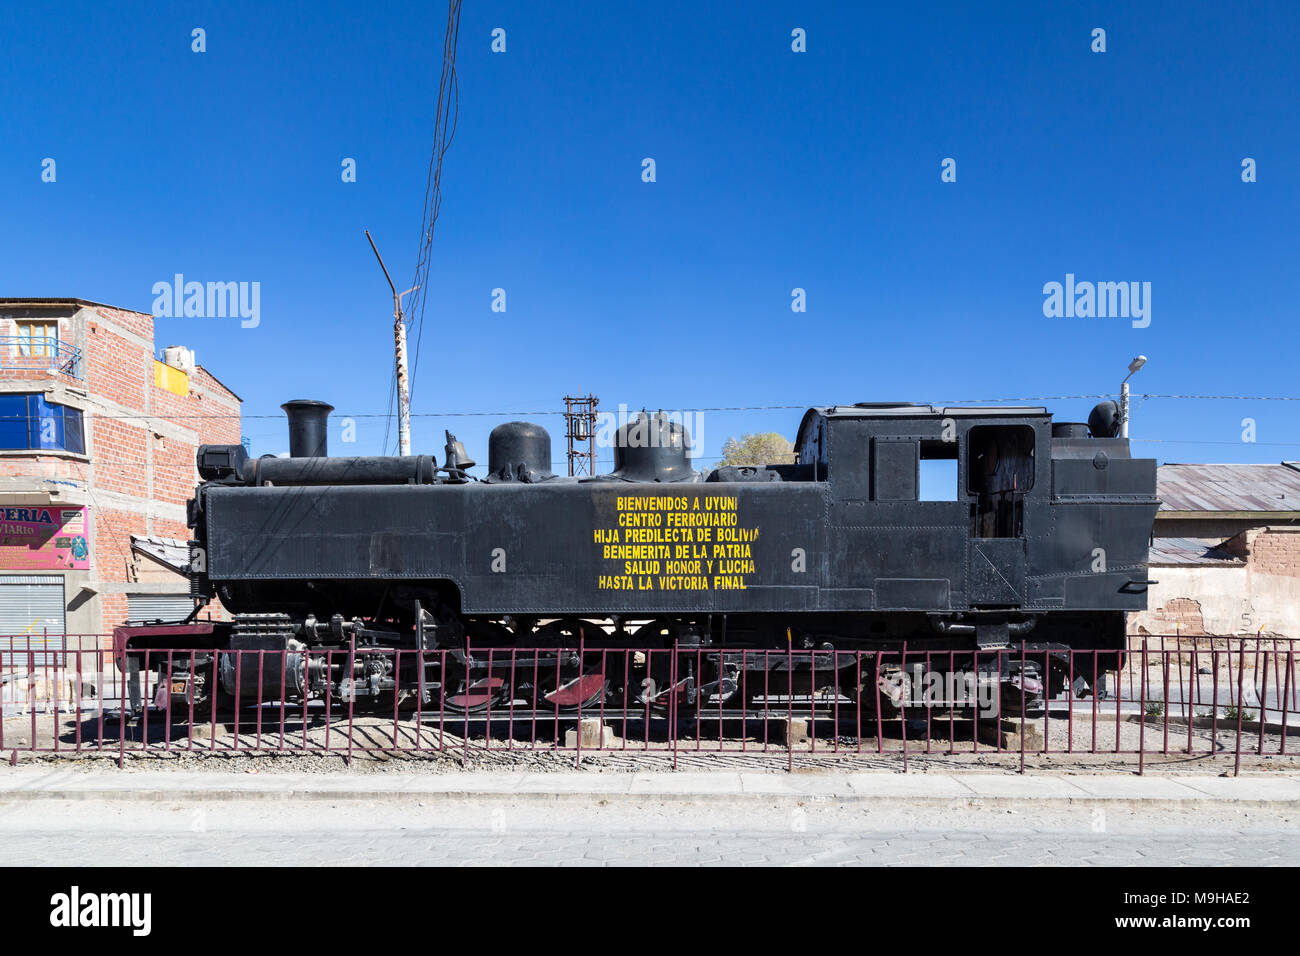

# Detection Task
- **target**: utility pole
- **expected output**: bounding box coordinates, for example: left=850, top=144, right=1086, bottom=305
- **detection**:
left=564, top=394, right=599, bottom=476
left=366, top=230, right=419, bottom=456
left=1120, top=355, right=1147, bottom=439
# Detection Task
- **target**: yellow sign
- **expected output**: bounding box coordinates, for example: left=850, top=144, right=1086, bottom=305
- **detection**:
left=594, top=494, right=760, bottom=592
left=153, top=359, right=189, bottom=397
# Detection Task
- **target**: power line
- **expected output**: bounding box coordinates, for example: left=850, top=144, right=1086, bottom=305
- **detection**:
left=21, top=430, right=1300, bottom=472
left=1137, top=394, right=1300, bottom=402
left=6, top=392, right=1300, bottom=426
left=373, top=1, right=462, bottom=456
left=406, top=0, right=462, bottom=422
left=937, top=394, right=1300, bottom=404
left=1131, top=439, right=1300, bottom=447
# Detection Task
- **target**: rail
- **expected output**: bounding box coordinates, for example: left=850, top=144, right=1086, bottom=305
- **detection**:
left=1, top=635, right=1295, bottom=775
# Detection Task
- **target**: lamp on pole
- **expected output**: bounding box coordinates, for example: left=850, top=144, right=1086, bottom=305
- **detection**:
left=1120, top=355, right=1147, bottom=439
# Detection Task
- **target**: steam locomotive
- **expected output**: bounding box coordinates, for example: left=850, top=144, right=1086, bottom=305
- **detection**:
left=115, top=398, right=1158, bottom=715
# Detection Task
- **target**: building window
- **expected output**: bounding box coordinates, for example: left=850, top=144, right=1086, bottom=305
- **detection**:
left=16, top=321, right=59, bottom=358
left=0, top=394, right=85, bottom=454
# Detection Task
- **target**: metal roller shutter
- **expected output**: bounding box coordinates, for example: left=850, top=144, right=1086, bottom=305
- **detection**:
left=126, top=594, right=195, bottom=624
left=0, top=575, right=66, bottom=666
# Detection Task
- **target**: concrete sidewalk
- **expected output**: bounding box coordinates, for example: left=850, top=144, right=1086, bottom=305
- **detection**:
left=2, top=767, right=1300, bottom=810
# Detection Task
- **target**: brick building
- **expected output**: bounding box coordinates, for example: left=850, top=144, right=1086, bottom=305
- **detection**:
left=1130, top=463, right=1300, bottom=639
left=0, top=298, right=241, bottom=647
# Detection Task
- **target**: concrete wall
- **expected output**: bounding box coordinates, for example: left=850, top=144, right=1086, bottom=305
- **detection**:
left=1154, top=516, right=1300, bottom=539
left=1130, top=527, right=1300, bottom=638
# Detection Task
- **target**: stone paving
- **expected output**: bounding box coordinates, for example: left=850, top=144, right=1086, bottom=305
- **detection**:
left=0, top=819, right=1291, bottom=866
left=0, top=785, right=1295, bottom=866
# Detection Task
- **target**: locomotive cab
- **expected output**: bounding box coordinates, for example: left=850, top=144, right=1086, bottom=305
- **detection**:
left=794, top=402, right=1157, bottom=649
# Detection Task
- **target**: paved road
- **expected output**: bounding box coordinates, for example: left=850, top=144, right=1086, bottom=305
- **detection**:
left=0, top=799, right=1294, bottom=866
left=3, top=829, right=1292, bottom=866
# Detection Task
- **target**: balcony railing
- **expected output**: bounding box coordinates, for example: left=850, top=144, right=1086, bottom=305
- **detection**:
left=0, top=337, right=82, bottom=380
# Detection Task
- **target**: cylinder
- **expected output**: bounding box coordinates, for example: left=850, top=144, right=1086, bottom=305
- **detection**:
left=242, top=455, right=439, bottom=487
left=488, top=422, right=553, bottom=481
left=218, top=648, right=307, bottom=702
left=612, top=412, right=693, bottom=481
left=282, top=400, right=334, bottom=458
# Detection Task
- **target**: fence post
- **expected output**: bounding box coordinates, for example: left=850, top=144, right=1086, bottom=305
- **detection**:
left=75, top=647, right=84, bottom=753
left=574, top=629, right=583, bottom=770
left=462, top=639, right=471, bottom=769
left=1234, top=641, right=1246, bottom=777
left=1018, top=641, right=1026, bottom=775
left=786, top=630, right=794, bottom=774
left=1282, top=649, right=1293, bottom=756
left=900, top=641, right=909, bottom=774
left=345, top=639, right=355, bottom=768
left=1138, top=638, right=1147, bottom=775
left=671, top=640, right=679, bottom=772
left=117, top=651, right=126, bottom=770
left=1258, top=651, right=1270, bottom=756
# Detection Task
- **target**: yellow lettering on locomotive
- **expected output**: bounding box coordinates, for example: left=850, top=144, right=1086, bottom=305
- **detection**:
left=597, top=494, right=759, bottom=593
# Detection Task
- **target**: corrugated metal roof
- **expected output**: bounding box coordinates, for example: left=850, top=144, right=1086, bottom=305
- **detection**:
left=1157, top=463, right=1300, bottom=513
left=1149, top=537, right=1243, bottom=566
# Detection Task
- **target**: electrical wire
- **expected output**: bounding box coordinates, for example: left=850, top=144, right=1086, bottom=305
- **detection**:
left=406, top=0, right=462, bottom=423
left=6, top=391, right=1300, bottom=423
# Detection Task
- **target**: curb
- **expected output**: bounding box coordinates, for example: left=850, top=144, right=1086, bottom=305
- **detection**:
left=1, top=782, right=1298, bottom=812
left=1125, top=712, right=1300, bottom=738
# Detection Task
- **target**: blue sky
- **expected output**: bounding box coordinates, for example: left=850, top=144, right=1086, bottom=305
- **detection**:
left=2, top=1, right=1297, bottom=470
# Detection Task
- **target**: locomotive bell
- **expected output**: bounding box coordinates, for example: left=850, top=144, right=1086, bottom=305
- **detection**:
left=443, top=430, right=476, bottom=475
left=281, top=400, right=334, bottom=458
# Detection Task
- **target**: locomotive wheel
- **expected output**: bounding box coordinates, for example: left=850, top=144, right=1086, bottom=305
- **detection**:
left=214, top=686, right=241, bottom=714
left=463, top=619, right=516, bottom=648
left=528, top=620, right=607, bottom=712
left=538, top=673, right=609, bottom=712
left=443, top=619, right=515, bottom=713
left=837, top=662, right=904, bottom=716
left=443, top=675, right=511, bottom=714
left=626, top=619, right=699, bottom=713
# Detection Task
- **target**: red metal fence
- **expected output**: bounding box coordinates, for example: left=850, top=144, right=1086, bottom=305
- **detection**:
left=1, top=634, right=1295, bottom=775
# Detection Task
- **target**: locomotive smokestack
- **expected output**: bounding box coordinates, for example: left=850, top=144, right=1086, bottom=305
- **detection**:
left=281, top=400, right=334, bottom=458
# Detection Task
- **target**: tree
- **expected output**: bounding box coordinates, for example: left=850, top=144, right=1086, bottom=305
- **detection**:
left=716, top=432, right=794, bottom=467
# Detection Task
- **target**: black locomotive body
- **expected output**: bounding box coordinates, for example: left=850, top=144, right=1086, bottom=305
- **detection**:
left=118, top=399, right=1158, bottom=714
